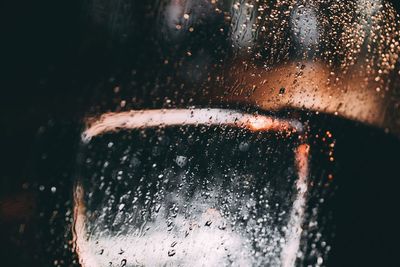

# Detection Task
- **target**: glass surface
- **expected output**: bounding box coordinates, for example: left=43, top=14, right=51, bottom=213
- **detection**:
left=2, top=1, right=400, bottom=266
left=76, top=126, right=301, bottom=266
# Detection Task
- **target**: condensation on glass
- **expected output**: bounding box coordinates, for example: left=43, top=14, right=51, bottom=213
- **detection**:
left=63, top=0, right=400, bottom=267
left=72, top=109, right=317, bottom=267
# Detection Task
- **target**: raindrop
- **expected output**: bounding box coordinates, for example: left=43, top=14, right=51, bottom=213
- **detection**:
left=175, top=155, right=187, bottom=167
left=239, top=142, right=250, bottom=152
left=168, top=249, right=176, bottom=257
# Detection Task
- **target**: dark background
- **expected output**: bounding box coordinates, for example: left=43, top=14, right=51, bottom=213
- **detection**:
left=1, top=1, right=99, bottom=265
left=1, top=1, right=400, bottom=266
left=1, top=0, right=84, bottom=200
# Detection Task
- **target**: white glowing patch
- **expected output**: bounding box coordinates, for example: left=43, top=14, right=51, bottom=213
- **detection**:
left=281, top=144, right=310, bottom=267
left=82, top=109, right=302, bottom=142
left=291, top=5, right=320, bottom=47
left=230, top=1, right=256, bottom=49
left=76, top=203, right=255, bottom=267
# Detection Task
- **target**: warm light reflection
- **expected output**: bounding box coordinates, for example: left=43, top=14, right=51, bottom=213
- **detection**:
left=82, top=109, right=303, bottom=142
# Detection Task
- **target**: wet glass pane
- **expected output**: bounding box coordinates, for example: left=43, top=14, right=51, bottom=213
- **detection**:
left=2, top=0, right=400, bottom=266
left=76, top=126, right=300, bottom=266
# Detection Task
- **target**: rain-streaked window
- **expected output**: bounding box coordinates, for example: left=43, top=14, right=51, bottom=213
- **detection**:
left=2, top=1, right=400, bottom=267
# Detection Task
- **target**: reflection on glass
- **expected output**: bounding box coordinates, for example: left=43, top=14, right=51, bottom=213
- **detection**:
left=73, top=109, right=313, bottom=267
